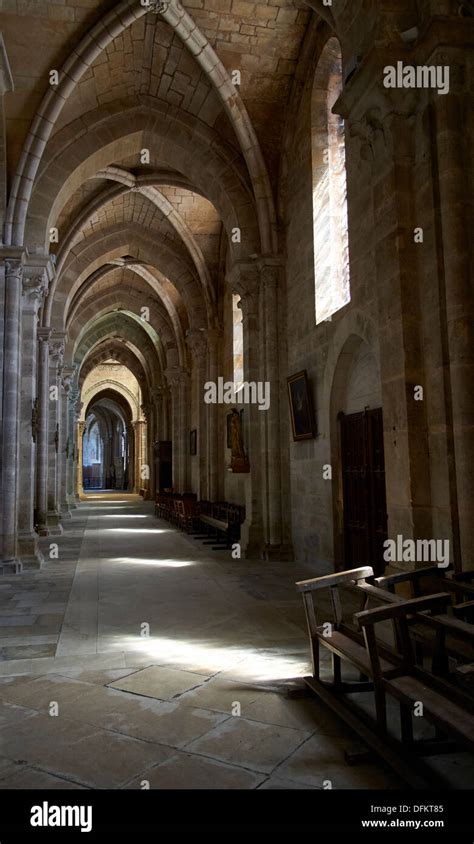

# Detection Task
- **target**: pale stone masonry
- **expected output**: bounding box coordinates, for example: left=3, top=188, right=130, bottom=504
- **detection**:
left=0, top=0, right=472, bottom=579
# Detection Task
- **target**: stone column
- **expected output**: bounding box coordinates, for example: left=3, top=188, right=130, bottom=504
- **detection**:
left=0, top=249, right=25, bottom=570
left=141, top=403, right=154, bottom=499
left=133, top=421, right=145, bottom=493
left=260, top=259, right=291, bottom=557
left=67, top=388, right=79, bottom=509
left=152, top=387, right=164, bottom=442
left=76, top=420, right=85, bottom=496
left=18, top=267, right=48, bottom=566
left=126, top=423, right=135, bottom=491
left=162, top=387, right=171, bottom=439
left=165, top=366, right=190, bottom=493
left=36, top=327, right=51, bottom=534
left=207, top=329, right=220, bottom=501
left=187, top=329, right=208, bottom=500
left=431, top=54, right=474, bottom=568
left=46, top=334, right=65, bottom=533
left=59, top=365, right=75, bottom=519
left=103, top=432, right=112, bottom=488
left=228, top=262, right=264, bottom=557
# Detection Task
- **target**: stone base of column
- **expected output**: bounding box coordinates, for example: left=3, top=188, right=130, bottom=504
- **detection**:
left=67, top=495, right=78, bottom=510
left=18, top=531, right=45, bottom=568
left=262, top=543, right=294, bottom=562
left=47, top=511, right=63, bottom=535
left=242, top=523, right=265, bottom=560
left=60, top=507, right=72, bottom=520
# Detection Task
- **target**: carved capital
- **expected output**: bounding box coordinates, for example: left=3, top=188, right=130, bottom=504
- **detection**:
left=186, top=328, right=207, bottom=362
left=22, top=271, right=48, bottom=307
left=38, top=327, right=51, bottom=344
left=165, top=365, right=189, bottom=389
left=49, top=341, right=65, bottom=366
left=4, top=258, right=23, bottom=282
left=49, top=331, right=67, bottom=369
left=61, top=364, right=76, bottom=395
left=141, top=402, right=154, bottom=422
left=228, top=262, right=260, bottom=320
left=74, top=398, right=84, bottom=421
left=62, top=374, right=73, bottom=395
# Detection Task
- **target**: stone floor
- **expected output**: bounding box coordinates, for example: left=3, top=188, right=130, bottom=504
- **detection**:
left=0, top=494, right=469, bottom=790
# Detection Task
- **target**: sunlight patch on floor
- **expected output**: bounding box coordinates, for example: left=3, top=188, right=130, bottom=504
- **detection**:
left=110, top=557, right=194, bottom=568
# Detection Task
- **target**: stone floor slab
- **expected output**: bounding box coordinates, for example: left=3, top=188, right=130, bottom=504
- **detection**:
left=185, top=716, right=311, bottom=773
left=124, top=751, right=266, bottom=789
left=0, top=764, right=87, bottom=789
left=0, top=710, right=173, bottom=788
left=275, top=734, right=403, bottom=789
left=178, top=677, right=262, bottom=715
left=108, top=665, right=207, bottom=700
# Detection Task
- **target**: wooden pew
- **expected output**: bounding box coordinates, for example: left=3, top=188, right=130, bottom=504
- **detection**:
left=296, top=567, right=400, bottom=688
left=295, top=571, right=467, bottom=786
left=375, top=565, right=474, bottom=608
left=374, top=565, right=474, bottom=663
left=196, top=501, right=244, bottom=550
left=355, top=595, right=474, bottom=759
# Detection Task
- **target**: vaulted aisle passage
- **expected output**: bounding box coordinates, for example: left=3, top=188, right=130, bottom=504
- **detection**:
left=0, top=497, right=403, bottom=790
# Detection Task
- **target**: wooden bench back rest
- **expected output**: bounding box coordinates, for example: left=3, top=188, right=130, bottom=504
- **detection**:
left=455, top=571, right=474, bottom=584
left=296, top=567, right=374, bottom=638
left=374, top=566, right=447, bottom=597
left=355, top=593, right=452, bottom=677
left=182, top=498, right=198, bottom=517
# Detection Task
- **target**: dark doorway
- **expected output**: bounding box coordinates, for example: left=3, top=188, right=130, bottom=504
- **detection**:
left=339, top=407, right=388, bottom=575
left=154, top=440, right=172, bottom=493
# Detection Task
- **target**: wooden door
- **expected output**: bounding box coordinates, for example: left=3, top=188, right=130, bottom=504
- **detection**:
left=339, top=408, right=387, bottom=575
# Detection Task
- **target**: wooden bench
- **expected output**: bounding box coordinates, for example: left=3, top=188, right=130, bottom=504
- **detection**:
left=355, top=595, right=474, bottom=759
left=175, top=497, right=199, bottom=533
left=296, top=566, right=400, bottom=688
left=195, top=501, right=245, bottom=550
left=295, top=570, right=471, bottom=786
left=375, top=565, right=474, bottom=607
left=374, top=566, right=474, bottom=663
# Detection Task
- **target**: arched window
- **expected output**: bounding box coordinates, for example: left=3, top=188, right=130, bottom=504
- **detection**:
left=83, top=418, right=102, bottom=466
left=232, top=293, right=244, bottom=391
left=312, top=37, right=350, bottom=324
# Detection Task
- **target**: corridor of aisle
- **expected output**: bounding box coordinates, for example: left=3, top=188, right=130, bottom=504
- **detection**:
left=0, top=495, right=401, bottom=790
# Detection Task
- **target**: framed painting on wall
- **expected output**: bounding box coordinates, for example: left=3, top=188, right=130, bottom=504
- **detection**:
left=287, top=370, right=315, bottom=440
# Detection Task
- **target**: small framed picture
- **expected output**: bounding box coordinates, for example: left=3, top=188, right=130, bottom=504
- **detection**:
left=189, top=429, right=197, bottom=455
left=287, top=370, right=315, bottom=441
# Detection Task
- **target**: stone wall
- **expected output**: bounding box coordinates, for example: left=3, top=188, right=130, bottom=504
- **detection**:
left=280, top=13, right=474, bottom=572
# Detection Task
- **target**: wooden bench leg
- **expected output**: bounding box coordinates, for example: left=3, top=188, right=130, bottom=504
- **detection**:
left=400, top=704, right=414, bottom=743
left=332, top=653, right=342, bottom=686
